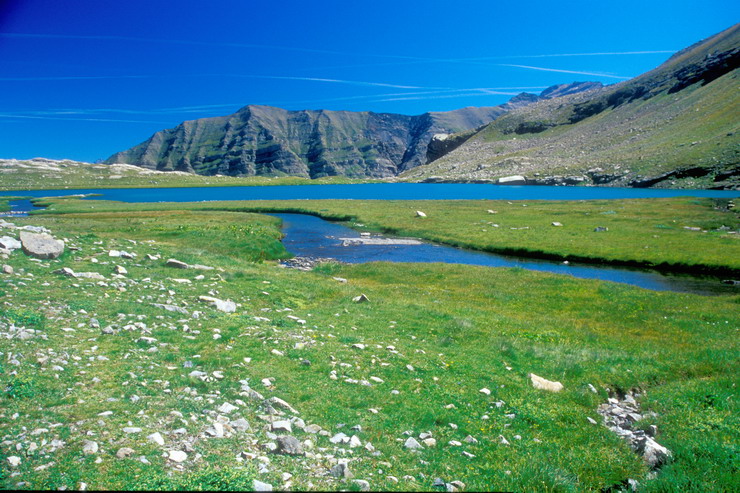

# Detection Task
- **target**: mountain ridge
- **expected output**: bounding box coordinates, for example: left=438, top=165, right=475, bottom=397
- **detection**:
left=403, top=24, right=740, bottom=189
left=105, top=83, right=600, bottom=178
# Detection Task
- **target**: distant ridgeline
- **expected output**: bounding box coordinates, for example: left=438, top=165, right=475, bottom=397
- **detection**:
left=104, top=83, right=600, bottom=179
left=402, top=24, right=740, bottom=189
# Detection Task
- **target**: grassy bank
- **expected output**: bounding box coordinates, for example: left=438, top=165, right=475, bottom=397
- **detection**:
left=0, top=204, right=737, bottom=491
left=37, top=196, right=740, bottom=275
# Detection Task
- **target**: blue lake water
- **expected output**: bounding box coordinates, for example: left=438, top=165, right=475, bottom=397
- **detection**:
left=1, top=183, right=738, bottom=202
left=273, top=213, right=738, bottom=296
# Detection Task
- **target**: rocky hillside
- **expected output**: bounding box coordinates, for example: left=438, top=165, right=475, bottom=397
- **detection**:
left=105, top=84, right=598, bottom=179
left=404, top=24, right=740, bottom=189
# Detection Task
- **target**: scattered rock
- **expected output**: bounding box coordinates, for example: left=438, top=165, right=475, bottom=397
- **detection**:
left=415, top=211, right=427, bottom=217
left=82, top=440, right=99, bottom=455
left=329, top=461, right=353, bottom=479
left=275, top=435, right=304, bottom=455
left=404, top=437, right=423, bottom=450
left=528, top=373, right=564, bottom=392
left=147, top=432, right=165, bottom=446
left=352, top=294, right=370, bottom=303
left=0, top=236, right=21, bottom=251
left=198, top=295, right=236, bottom=313
left=2, top=264, right=13, bottom=275
left=20, top=231, right=65, bottom=259
left=165, top=259, right=189, bottom=269
left=252, top=480, right=273, bottom=492
left=7, top=456, right=21, bottom=467
left=552, top=222, right=563, bottom=227
left=635, top=437, right=672, bottom=469
left=353, top=479, right=370, bottom=491
left=271, top=420, right=292, bottom=433
left=116, top=447, right=135, bottom=459
left=168, top=450, right=188, bottom=463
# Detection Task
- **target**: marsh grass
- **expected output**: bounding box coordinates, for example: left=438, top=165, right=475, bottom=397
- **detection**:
left=0, top=202, right=736, bottom=491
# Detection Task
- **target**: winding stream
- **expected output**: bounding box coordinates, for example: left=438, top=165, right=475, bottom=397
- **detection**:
left=272, top=213, right=737, bottom=296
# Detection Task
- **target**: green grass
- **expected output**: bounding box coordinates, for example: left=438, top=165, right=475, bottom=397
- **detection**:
left=38, top=196, right=740, bottom=274
left=0, top=202, right=737, bottom=491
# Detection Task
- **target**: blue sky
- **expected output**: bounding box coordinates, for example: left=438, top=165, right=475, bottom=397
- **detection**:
left=0, top=0, right=737, bottom=162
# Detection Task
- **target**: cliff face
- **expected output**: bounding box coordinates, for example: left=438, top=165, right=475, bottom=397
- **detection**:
left=105, top=84, right=594, bottom=178
left=404, top=25, right=740, bottom=189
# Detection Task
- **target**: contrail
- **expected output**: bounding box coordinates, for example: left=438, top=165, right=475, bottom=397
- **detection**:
left=3, top=86, right=548, bottom=118
left=0, top=72, right=432, bottom=90
left=499, top=64, right=631, bottom=80
left=0, top=113, right=172, bottom=124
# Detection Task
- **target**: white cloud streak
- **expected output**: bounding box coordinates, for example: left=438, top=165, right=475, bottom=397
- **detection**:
left=0, top=113, right=172, bottom=124
left=498, top=64, right=631, bottom=80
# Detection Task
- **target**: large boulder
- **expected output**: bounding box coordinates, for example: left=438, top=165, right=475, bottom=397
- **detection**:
left=20, top=231, right=64, bottom=259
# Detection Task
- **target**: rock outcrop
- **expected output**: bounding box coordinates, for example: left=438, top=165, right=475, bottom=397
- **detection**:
left=105, top=84, right=595, bottom=179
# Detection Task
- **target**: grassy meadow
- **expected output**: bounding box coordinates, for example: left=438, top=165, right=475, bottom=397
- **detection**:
left=0, top=197, right=738, bottom=491
left=38, top=196, right=740, bottom=274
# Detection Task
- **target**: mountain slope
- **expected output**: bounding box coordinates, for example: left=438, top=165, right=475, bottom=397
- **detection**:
left=105, top=84, right=596, bottom=179
left=403, top=24, right=740, bottom=188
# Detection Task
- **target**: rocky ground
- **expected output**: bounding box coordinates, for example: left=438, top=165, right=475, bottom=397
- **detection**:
left=1, top=206, right=735, bottom=491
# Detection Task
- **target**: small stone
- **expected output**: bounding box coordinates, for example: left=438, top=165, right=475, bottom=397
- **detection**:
left=587, top=417, right=598, bottom=425
left=415, top=211, right=427, bottom=217
left=635, top=437, right=672, bottom=469
left=218, top=402, right=238, bottom=414
left=165, top=258, right=189, bottom=269
left=275, top=435, right=303, bottom=456
left=252, top=479, right=273, bottom=492
left=304, top=424, right=322, bottom=434
left=352, top=294, right=370, bottom=303
left=463, top=435, right=478, bottom=444
left=528, top=373, right=564, bottom=392
left=329, top=461, right=353, bottom=479
left=2, top=264, right=13, bottom=275
left=116, top=447, right=135, bottom=459
left=122, top=427, right=142, bottom=433
left=168, top=450, right=187, bottom=463
left=147, top=432, right=165, bottom=446
left=353, top=479, right=370, bottom=491
left=271, top=420, right=292, bottom=433
left=404, top=437, right=423, bottom=450
left=551, top=222, right=563, bottom=227
left=422, top=438, right=437, bottom=447
left=479, top=388, right=491, bottom=396
left=82, top=440, right=99, bottom=454
left=498, top=435, right=510, bottom=445
left=7, top=456, right=21, bottom=467
left=349, top=435, right=362, bottom=448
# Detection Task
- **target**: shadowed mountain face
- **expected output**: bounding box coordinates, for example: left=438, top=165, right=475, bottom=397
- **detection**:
left=105, top=84, right=597, bottom=178
left=404, top=24, right=740, bottom=189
